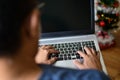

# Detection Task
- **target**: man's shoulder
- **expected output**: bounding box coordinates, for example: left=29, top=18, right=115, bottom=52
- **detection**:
left=39, top=64, right=110, bottom=80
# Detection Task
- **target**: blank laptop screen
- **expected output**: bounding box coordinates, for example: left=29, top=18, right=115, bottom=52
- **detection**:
left=40, top=0, right=94, bottom=38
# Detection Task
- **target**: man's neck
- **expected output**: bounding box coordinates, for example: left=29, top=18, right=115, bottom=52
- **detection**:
left=0, top=57, right=42, bottom=80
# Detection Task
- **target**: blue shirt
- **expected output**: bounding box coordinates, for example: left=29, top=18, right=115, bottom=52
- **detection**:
left=39, top=64, right=110, bottom=80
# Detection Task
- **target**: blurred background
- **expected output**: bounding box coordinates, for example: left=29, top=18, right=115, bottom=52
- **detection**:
left=95, top=0, right=120, bottom=80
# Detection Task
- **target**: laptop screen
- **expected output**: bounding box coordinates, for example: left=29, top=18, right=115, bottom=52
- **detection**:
left=40, top=0, right=94, bottom=38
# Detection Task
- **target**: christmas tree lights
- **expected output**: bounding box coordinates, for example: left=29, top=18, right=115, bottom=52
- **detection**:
left=95, top=0, right=120, bottom=49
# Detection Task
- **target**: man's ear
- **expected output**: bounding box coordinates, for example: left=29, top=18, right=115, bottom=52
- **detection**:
left=24, top=9, right=40, bottom=39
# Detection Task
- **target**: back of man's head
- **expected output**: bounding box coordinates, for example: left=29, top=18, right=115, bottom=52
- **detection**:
left=0, top=0, right=37, bottom=56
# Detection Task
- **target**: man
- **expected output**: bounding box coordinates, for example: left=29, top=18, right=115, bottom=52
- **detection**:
left=0, top=0, right=110, bottom=80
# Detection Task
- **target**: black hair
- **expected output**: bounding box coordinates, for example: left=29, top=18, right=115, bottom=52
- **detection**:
left=0, top=0, right=38, bottom=56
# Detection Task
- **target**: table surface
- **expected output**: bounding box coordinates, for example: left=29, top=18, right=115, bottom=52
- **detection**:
left=101, top=29, right=120, bottom=80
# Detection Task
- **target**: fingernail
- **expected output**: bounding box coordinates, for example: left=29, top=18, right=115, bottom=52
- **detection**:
left=84, top=46, right=87, bottom=48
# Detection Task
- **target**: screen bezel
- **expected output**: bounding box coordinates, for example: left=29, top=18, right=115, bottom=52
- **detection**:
left=40, top=0, right=95, bottom=39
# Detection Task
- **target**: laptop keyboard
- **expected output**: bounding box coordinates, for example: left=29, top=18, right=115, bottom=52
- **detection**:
left=48, top=41, right=96, bottom=61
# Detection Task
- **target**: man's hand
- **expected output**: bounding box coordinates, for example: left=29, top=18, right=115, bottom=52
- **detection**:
left=73, top=47, right=102, bottom=71
left=35, top=45, right=59, bottom=64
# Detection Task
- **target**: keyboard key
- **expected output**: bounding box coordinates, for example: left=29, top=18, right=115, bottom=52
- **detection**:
left=71, top=55, right=76, bottom=59
left=93, top=46, right=96, bottom=51
left=76, top=53, right=80, bottom=58
left=64, top=56, right=67, bottom=60
left=58, top=57, right=63, bottom=60
left=79, top=47, right=82, bottom=51
left=71, top=53, right=75, bottom=56
left=68, top=56, right=71, bottom=60
left=50, top=53, right=58, bottom=57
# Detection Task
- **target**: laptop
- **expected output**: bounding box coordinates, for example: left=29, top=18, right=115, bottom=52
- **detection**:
left=39, top=0, right=107, bottom=74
